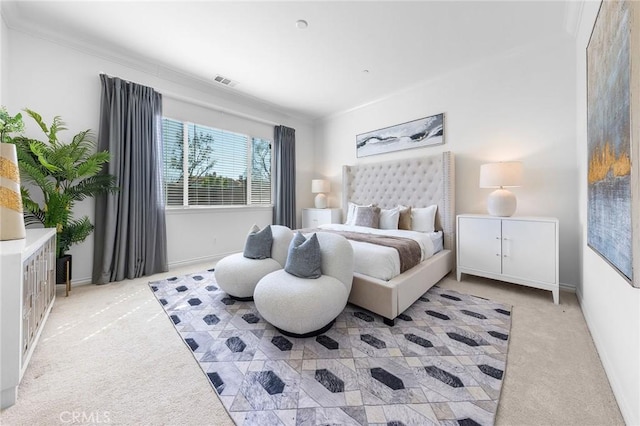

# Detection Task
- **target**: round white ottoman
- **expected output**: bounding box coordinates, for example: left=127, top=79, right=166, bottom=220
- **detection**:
left=215, top=254, right=282, bottom=300
left=254, top=232, right=354, bottom=337
left=214, top=225, right=293, bottom=300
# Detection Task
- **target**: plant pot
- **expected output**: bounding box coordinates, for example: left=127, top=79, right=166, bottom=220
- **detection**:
left=56, top=254, right=72, bottom=285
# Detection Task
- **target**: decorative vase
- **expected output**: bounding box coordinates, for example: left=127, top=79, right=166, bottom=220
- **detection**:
left=0, top=143, right=26, bottom=241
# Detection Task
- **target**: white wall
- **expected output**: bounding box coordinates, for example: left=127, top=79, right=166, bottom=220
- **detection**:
left=576, top=2, right=640, bottom=424
left=316, top=34, right=580, bottom=288
left=0, top=9, right=7, bottom=105
left=5, top=29, right=315, bottom=284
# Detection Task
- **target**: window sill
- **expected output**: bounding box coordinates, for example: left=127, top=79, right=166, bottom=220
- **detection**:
left=165, top=205, right=273, bottom=215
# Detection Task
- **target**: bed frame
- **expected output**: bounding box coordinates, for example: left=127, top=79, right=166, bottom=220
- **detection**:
left=342, top=151, right=455, bottom=325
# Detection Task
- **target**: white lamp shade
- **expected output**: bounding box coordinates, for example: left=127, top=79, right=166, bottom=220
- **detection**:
left=479, top=162, right=523, bottom=188
left=311, top=179, right=330, bottom=193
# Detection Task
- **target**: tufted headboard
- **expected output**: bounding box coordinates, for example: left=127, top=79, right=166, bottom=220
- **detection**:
left=342, top=151, right=455, bottom=250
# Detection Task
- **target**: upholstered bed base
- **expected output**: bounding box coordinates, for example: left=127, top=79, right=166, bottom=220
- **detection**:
left=342, top=151, right=455, bottom=324
left=349, top=250, right=453, bottom=325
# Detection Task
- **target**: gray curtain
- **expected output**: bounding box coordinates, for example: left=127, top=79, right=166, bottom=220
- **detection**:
left=273, top=125, right=296, bottom=228
left=93, top=74, right=168, bottom=284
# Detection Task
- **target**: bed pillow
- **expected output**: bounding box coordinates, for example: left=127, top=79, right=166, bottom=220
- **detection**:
left=379, top=207, right=400, bottom=230
left=345, top=202, right=373, bottom=225
left=285, top=232, right=322, bottom=279
left=411, top=205, right=438, bottom=233
left=243, top=224, right=273, bottom=259
left=397, top=205, right=412, bottom=230
left=354, top=205, right=381, bottom=228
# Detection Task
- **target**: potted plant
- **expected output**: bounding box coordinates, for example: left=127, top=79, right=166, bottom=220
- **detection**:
left=0, top=107, right=25, bottom=143
left=7, top=109, right=118, bottom=283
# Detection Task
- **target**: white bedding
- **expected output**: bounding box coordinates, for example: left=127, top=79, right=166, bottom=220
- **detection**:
left=317, top=224, right=441, bottom=281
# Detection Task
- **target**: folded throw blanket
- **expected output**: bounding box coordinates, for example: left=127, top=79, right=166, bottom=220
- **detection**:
left=302, top=228, right=422, bottom=274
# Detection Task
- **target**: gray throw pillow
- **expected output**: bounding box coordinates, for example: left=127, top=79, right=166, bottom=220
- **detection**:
left=243, top=225, right=273, bottom=259
left=285, top=232, right=322, bottom=279
left=354, top=206, right=381, bottom=228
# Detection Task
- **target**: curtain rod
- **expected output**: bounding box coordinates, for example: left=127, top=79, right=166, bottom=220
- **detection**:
left=99, top=73, right=279, bottom=127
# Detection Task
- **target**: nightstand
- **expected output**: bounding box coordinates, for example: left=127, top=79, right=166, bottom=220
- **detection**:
left=302, top=208, right=342, bottom=228
left=456, top=214, right=559, bottom=304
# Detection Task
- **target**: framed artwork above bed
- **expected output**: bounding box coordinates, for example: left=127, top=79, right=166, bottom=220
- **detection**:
left=356, top=113, right=444, bottom=158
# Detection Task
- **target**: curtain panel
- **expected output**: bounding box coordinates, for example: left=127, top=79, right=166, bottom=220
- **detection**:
left=273, top=125, right=296, bottom=229
left=93, top=74, right=168, bottom=284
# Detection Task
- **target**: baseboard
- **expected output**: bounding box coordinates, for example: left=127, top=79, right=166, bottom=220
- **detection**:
left=576, top=289, right=636, bottom=425
left=559, top=282, right=576, bottom=293
left=67, top=253, right=235, bottom=288
left=168, top=252, right=233, bottom=269
left=66, top=277, right=93, bottom=287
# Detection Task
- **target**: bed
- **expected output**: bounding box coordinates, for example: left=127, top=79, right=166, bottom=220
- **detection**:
left=333, top=151, right=455, bottom=325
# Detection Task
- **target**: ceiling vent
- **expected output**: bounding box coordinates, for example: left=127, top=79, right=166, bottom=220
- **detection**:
left=213, top=74, right=237, bottom=88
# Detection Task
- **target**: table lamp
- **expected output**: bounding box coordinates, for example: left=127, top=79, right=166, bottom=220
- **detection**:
left=312, top=179, right=330, bottom=209
left=479, top=161, right=523, bottom=217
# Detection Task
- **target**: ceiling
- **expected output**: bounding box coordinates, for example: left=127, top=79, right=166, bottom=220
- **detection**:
left=2, top=1, right=575, bottom=120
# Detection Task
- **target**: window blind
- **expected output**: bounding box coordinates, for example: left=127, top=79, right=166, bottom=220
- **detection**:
left=250, top=138, right=272, bottom=205
left=162, top=118, right=185, bottom=206
left=162, top=118, right=271, bottom=207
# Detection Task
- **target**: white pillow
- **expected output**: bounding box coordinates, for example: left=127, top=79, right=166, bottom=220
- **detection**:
left=379, top=207, right=400, bottom=230
left=345, top=202, right=372, bottom=225
left=411, top=205, right=438, bottom=233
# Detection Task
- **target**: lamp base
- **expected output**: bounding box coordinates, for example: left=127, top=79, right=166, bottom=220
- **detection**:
left=487, top=189, right=517, bottom=217
left=314, top=193, right=327, bottom=209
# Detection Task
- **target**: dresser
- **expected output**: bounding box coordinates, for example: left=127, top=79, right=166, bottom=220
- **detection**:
left=302, top=208, right=342, bottom=228
left=1, top=228, right=57, bottom=409
left=456, top=214, right=559, bottom=304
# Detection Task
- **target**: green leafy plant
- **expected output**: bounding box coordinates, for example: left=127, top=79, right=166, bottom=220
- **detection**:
left=8, top=109, right=118, bottom=257
left=0, top=106, right=25, bottom=143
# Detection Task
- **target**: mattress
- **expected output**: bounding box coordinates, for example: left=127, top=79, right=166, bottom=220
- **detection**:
left=317, top=224, right=442, bottom=281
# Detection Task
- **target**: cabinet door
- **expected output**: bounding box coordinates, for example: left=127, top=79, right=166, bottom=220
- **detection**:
left=458, top=217, right=502, bottom=274
left=314, top=210, right=330, bottom=225
left=302, top=210, right=314, bottom=228
left=501, top=220, right=556, bottom=284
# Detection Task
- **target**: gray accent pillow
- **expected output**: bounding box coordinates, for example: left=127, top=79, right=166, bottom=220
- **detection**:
left=243, top=225, right=273, bottom=259
left=285, top=232, right=322, bottom=279
left=354, top=206, right=381, bottom=228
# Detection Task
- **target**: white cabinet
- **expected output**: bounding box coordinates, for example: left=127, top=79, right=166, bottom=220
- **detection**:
left=456, top=215, right=559, bottom=304
left=1, top=228, right=57, bottom=409
left=302, top=208, right=342, bottom=228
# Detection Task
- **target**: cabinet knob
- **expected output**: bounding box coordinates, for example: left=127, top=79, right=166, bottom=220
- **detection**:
left=495, top=236, right=500, bottom=239
left=503, top=255, right=508, bottom=257
left=496, top=253, right=500, bottom=256
left=503, top=237, right=509, bottom=241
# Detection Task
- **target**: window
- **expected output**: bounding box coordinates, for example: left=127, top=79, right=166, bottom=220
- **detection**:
left=162, top=118, right=272, bottom=207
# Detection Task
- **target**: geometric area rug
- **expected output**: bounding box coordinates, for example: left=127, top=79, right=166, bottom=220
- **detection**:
left=149, top=270, right=512, bottom=426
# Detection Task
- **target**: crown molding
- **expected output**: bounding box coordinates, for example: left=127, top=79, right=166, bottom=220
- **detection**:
left=563, top=1, right=586, bottom=38
left=1, top=1, right=315, bottom=126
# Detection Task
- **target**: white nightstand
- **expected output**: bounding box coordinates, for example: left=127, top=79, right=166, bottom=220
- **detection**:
left=456, top=214, right=559, bottom=304
left=302, top=208, right=342, bottom=228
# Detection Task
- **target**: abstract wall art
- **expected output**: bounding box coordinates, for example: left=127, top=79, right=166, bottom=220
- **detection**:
left=356, top=113, right=444, bottom=158
left=587, top=0, right=638, bottom=287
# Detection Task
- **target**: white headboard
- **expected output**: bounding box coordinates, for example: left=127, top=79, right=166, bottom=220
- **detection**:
left=342, top=151, right=455, bottom=250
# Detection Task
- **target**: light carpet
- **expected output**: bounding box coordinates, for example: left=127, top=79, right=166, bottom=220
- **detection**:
left=149, top=270, right=512, bottom=426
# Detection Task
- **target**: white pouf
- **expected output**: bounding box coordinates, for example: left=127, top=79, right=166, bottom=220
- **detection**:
left=215, top=254, right=282, bottom=299
left=254, top=232, right=354, bottom=336
left=214, top=225, right=293, bottom=299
